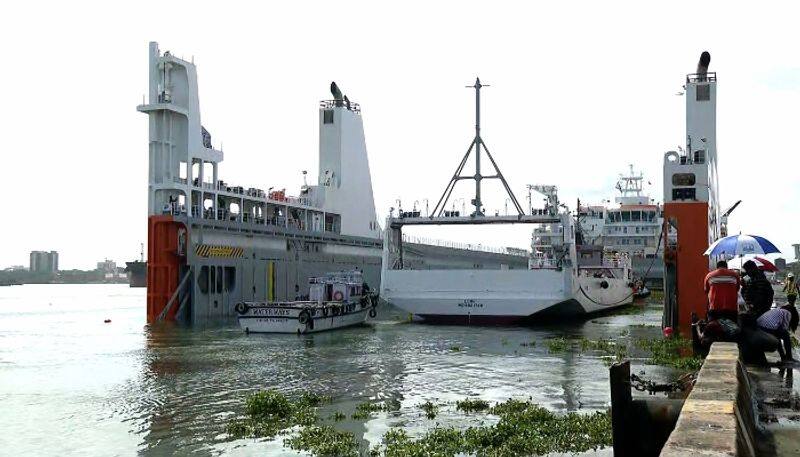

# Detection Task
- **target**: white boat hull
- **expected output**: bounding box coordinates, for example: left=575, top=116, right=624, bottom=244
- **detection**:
left=381, top=269, right=633, bottom=324
left=237, top=303, right=372, bottom=334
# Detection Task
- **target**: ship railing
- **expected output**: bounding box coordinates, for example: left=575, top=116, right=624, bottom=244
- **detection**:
left=686, top=72, right=717, bottom=83
left=319, top=99, right=361, bottom=114
left=528, top=258, right=560, bottom=269
left=401, top=234, right=527, bottom=256
left=162, top=203, right=187, bottom=216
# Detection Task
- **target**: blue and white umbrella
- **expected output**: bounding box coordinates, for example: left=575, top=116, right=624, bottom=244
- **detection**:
left=703, top=234, right=781, bottom=257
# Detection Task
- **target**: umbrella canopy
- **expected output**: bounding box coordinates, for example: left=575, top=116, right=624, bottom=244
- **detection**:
left=703, top=234, right=781, bottom=257
left=727, top=255, right=779, bottom=272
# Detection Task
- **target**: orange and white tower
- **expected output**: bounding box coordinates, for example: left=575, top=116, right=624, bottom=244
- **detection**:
left=662, top=52, right=721, bottom=335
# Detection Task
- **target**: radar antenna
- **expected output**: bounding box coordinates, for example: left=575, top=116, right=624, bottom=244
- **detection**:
left=431, top=78, right=524, bottom=217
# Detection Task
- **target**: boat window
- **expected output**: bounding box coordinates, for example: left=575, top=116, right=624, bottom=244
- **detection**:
left=621, top=211, right=630, bottom=222
left=224, top=267, right=236, bottom=292
left=693, top=150, right=705, bottom=164
left=323, top=110, right=334, bottom=124
left=210, top=266, right=216, bottom=293
left=217, top=266, right=223, bottom=293
left=631, top=211, right=641, bottom=221
left=198, top=266, right=209, bottom=294
left=672, top=173, right=696, bottom=186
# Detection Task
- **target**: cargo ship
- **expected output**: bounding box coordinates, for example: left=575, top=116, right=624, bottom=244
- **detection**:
left=138, top=43, right=526, bottom=325
left=124, top=244, right=147, bottom=288
left=577, top=166, right=664, bottom=288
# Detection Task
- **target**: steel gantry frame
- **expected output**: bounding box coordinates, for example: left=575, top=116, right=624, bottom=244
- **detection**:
left=431, top=78, right=525, bottom=218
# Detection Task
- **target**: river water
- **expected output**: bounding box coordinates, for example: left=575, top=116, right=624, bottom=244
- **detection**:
left=0, top=284, right=672, bottom=456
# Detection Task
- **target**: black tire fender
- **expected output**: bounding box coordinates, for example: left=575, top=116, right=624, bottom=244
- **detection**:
left=369, top=308, right=377, bottom=318
left=235, top=302, right=249, bottom=315
left=298, top=310, right=311, bottom=325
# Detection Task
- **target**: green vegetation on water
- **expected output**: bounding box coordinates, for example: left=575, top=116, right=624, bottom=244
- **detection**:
left=545, top=337, right=570, bottom=353
left=455, top=398, right=490, bottom=413
left=449, top=345, right=462, bottom=352
left=375, top=398, right=611, bottom=456
left=419, top=400, right=438, bottom=419
left=352, top=399, right=401, bottom=419
left=228, top=390, right=612, bottom=456
left=285, top=425, right=360, bottom=457
left=636, top=337, right=703, bottom=371
left=227, top=390, right=330, bottom=439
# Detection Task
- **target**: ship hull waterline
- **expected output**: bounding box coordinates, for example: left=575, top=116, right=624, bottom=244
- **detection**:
left=381, top=271, right=635, bottom=325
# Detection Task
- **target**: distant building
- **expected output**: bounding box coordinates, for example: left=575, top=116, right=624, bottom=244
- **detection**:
left=29, top=251, right=58, bottom=273
left=794, top=244, right=800, bottom=261
left=96, top=259, right=117, bottom=275
left=775, top=258, right=787, bottom=271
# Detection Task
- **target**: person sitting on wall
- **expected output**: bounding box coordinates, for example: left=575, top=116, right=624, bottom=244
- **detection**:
left=756, top=305, right=796, bottom=362
left=741, top=260, right=774, bottom=317
left=703, top=260, right=741, bottom=323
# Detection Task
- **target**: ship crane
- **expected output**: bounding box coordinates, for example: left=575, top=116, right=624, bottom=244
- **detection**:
left=526, top=185, right=559, bottom=216
left=719, top=200, right=742, bottom=238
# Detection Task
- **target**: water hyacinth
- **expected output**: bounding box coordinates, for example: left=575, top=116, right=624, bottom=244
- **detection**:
left=227, top=389, right=329, bottom=439
left=375, top=398, right=611, bottom=456
left=636, top=336, right=702, bottom=371
left=419, top=400, right=439, bottom=419
left=455, top=398, right=490, bottom=413
left=545, top=337, right=570, bottom=353
left=285, top=425, right=359, bottom=457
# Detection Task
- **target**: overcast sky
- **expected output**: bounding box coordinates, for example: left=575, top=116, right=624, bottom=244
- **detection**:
left=2, top=1, right=799, bottom=269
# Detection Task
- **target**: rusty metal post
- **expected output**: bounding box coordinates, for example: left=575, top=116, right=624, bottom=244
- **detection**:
left=610, top=361, right=632, bottom=457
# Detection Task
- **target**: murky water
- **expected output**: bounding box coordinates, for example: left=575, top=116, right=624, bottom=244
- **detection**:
left=0, top=284, right=674, bottom=456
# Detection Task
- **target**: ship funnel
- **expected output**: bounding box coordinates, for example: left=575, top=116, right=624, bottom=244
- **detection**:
left=696, top=51, right=711, bottom=79
left=330, top=81, right=343, bottom=106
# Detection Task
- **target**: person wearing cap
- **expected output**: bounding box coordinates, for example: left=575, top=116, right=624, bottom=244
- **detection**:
left=741, top=260, right=774, bottom=317
left=784, top=272, right=799, bottom=306
left=704, top=260, right=741, bottom=322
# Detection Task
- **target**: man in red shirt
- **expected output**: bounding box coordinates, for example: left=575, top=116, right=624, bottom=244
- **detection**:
left=704, top=260, right=741, bottom=322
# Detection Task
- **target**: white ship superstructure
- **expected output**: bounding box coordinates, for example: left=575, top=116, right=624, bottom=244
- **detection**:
left=577, top=166, right=664, bottom=285
left=139, top=43, right=526, bottom=325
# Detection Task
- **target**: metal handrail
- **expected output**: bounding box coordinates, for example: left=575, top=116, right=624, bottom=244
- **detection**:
left=319, top=99, right=361, bottom=113
left=686, top=72, right=717, bottom=83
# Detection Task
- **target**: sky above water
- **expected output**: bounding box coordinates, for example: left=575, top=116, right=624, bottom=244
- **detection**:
left=2, top=1, right=799, bottom=269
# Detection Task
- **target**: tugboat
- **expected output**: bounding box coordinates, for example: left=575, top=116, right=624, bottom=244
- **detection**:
left=235, top=271, right=378, bottom=334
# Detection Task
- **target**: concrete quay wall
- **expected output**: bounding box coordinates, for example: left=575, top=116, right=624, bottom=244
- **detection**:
left=660, top=342, right=757, bottom=457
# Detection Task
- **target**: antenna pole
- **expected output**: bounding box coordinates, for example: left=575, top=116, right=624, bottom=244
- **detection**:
left=430, top=77, right=525, bottom=218
left=474, top=78, right=482, bottom=216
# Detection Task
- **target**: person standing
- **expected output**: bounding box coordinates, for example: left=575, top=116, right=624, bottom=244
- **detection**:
left=704, top=260, right=741, bottom=322
left=784, top=272, right=799, bottom=306
left=741, top=260, right=774, bottom=316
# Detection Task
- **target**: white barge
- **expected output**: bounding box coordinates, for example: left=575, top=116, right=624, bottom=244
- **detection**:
left=379, top=78, right=634, bottom=324
left=380, top=212, right=635, bottom=325
left=236, top=271, right=377, bottom=334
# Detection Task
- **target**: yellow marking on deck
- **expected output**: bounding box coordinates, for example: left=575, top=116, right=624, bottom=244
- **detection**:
left=195, top=245, right=244, bottom=258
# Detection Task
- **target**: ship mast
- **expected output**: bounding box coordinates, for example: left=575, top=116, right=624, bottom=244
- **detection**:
left=431, top=78, right=524, bottom=217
